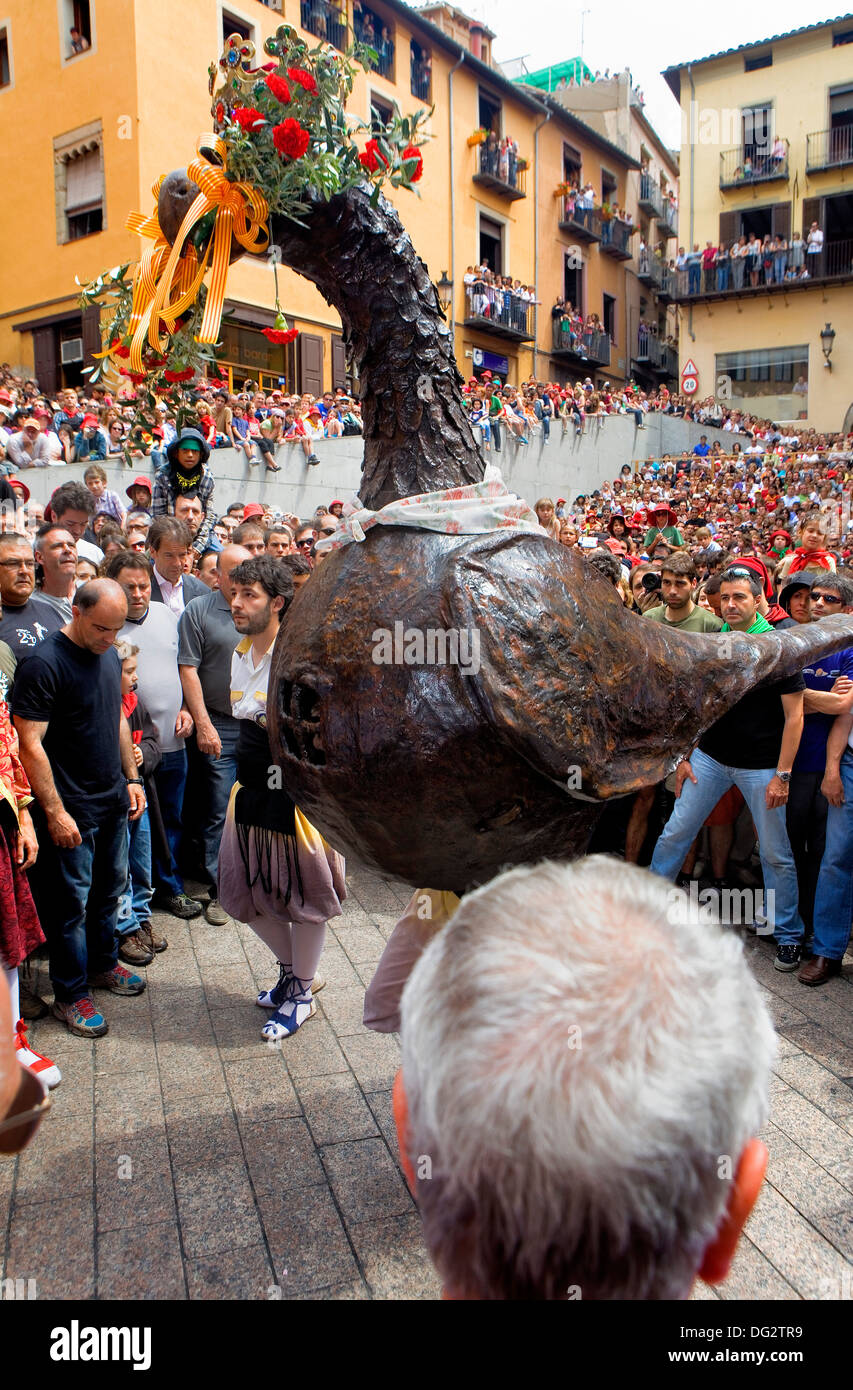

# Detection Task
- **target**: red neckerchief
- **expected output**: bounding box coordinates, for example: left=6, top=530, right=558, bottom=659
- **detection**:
left=788, top=547, right=833, bottom=574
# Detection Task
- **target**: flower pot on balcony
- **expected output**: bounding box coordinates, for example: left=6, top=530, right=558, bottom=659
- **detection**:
left=468, top=130, right=487, bottom=147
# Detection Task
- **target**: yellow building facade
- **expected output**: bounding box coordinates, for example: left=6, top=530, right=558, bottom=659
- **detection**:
left=664, top=17, right=853, bottom=430
left=0, top=0, right=655, bottom=397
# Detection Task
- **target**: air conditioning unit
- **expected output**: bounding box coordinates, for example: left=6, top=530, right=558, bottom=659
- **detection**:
left=60, top=338, right=84, bottom=365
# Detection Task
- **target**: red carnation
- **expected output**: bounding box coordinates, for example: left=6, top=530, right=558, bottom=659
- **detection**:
left=215, top=102, right=225, bottom=123
left=164, top=367, right=195, bottom=382
left=233, top=106, right=266, bottom=132
left=287, top=66, right=318, bottom=95
left=112, top=343, right=131, bottom=359
left=265, top=73, right=291, bottom=104
left=272, top=118, right=310, bottom=160
left=263, top=327, right=299, bottom=344
left=359, top=138, right=389, bottom=174
left=402, top=144, right=423, bottom=182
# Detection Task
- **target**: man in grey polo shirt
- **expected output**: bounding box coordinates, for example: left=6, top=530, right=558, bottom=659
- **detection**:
left=178, top=545, right=250, bottom=925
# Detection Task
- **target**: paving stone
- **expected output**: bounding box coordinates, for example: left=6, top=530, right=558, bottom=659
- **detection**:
left=190, top=927, right=248, bottom=967
left=296, top=1072, right=380, bottom=1146
left=225, top=1054, right=302, bottom=1122
left=347, top=1211, right=441, bottom=1299
left=336, top=920, right=387, bottom=965
left=317, top=984, right=371, bottom=1037
left=688, top=1278, right=720, bottom=1300
left=317, top=942, right=366, bottom=990
left=173, top=1160, right=264, bottom=1260
left=97, top=1220, right=186, bottom=1300
left=94, top=1069, right=163, bottom=1117
left=780, top=1022, right=853, bottom=1082
left=200, top=961, right=258, bottom=1007
left=167, top=1105, right=244, bottom=1170
left=364, top=1089, right=406, bottom=1174
left=14, top=1111, right=94, bottom=1206
left=289, top=1278, right=370, bottom=1300
left=184, top=1244, right=276, bottom=1300
left=211, top=1005, right=269, bottom=1060
left=339, top=1032, right=401, bottom=1093
left=321, top=1137, right=413, bottom=1226
left=7, top=1196, right=95, bottom=1300
left=277, top=1017, right=349, bottom=1081
left=157, top=1048, right=226, bottom=1100
left=258, top=1183, right=361, bottom=1294
left=240, top=1116, right=325, bottom=1196
left=95, top=1133, right=176, bottom=1233
left=745, top=1181, right=853, bottom=1299
left=769, top=1087, right=853, bottom=1178
left=716, top=1235, right=801, bottom=1300
left=775, top=1053, right=853, bottom=1119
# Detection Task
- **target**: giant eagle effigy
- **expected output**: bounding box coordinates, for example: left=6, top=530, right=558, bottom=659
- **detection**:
left=84, top=27, right=853, bottom=894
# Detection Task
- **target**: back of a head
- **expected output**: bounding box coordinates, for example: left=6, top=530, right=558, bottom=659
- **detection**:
left=400, top=857, right=775, bottom=1300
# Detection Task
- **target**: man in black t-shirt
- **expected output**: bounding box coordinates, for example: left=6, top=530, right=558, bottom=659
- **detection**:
left=0, top=532, right=63, bottom=678
left=651, top=567, right=806, bottom=972
left=13, top=580, right=147, bottom=1038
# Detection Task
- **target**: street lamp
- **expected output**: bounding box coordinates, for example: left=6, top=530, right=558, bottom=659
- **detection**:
left=436, top=271, right=453, bottom=314
left=820, top=322, right=836, bottom=371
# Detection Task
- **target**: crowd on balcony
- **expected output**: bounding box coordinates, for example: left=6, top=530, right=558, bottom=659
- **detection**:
left=477, top=132, right=524, bottom=189
left=463, top=266, right=537, bottom=330
left=553, top=65, right=645, bottom=104
left=549, top=299, right=607, bottom=356
left=561, top=183, right=634, bottom=234
left=730, top=136, right=788, bottom=182
left=636, top=320, right=678, bottom=356
left=353, top=2, right=393, bottom=72
left=674, top=223, right=824, bottom=295
left=300, top=0, right=348, bottom=46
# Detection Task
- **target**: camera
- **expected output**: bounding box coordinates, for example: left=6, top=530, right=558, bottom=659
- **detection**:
left=641, top=571, right=662, bottom=593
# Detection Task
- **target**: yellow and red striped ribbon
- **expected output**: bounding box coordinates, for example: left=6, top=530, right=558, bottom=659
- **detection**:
left=122, top=136, right=269, bottom=373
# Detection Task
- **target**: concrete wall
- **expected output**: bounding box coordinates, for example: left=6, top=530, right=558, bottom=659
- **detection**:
left=18, top=414, right=739, bottom=520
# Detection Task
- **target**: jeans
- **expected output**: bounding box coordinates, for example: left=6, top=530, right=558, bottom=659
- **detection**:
left=810, top=750, right=853, bottom=960
left=716, top=263, right=730, bottom=290
left=650, top=747, right=804, bottom=944
left=200, top=713, right=240, bottom=889
left=117, top=808, right=153, bottom=937
left=774, top=254, right=787, bottom=283
left=688, top=263, right=700, bottom=294
left=34, top=810, right=129, bottom=1003
left=732, top=258, right=745, bottom=289
left=152, top=746, right=187, bottom=899
left=490, top=418, right=502, bottom=453
left=786, top=771, right=826, bottom=935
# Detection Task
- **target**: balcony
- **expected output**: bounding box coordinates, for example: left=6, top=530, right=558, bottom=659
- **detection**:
left=659, top=201, right=678, bottom=238
left=354, top=8, right=395, bottom=78
left=719, top=142, right=789, bottom=189
left=411, top=58, right=431, bottom=102
left=636, top=251, right=671, bottom=295
left=557, top=198, right=601, bottom=243
left=301, top=0, right=348, bottom=51
left=806, top=124, right=853, bottom=173
left=633, top=332, right=678, bottom=378
left=670, top=238, right=853, bottom=303
left=464, top=285, right=534, bottom=342
left=472, top=143, right=527, bottom=201
left=551, top=324, right=610, bottom=367
left=599, top=217, right=633, bottom=260
left=638, top=172, right=663, bottom=218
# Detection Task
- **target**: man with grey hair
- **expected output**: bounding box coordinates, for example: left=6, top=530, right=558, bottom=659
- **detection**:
left=396, top=857, right=774, bottom=1300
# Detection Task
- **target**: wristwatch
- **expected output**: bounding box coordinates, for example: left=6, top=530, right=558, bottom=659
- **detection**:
left=774, top=770, right=791, bottom=783
left=125, top=777, right=144, bottom=786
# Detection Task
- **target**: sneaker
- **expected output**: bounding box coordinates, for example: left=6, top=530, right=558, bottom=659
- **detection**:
left=118, top=930, right=154, bottom=966
left=157, top=893, right=203, bottom=920
left=51, top=994, right=109, bottom=1038
left=89, top=964, right=146, bottom=996
left=261, top=980, right=316, bottom=1039
left=139, top=921, right=168, bottom=954
left=265, top=462, right=281, bottom=473
left=306, top=454, right=320, bottom=466
left=257, top=967, right=325, bottom=1009
left=774, top=943, right=802, bottom=972
left=205, top=898, right=229, bottom=926
left=14, top=1019, right=62, bottom=1088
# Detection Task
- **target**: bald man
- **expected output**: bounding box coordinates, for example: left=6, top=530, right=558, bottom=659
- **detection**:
left=12, top=580, right=147, bottom=1037
left=178, top=545, right=251, bottom=924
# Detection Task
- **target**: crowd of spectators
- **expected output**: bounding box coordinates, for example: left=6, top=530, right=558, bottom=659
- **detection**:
left=673, top=221, right=825, bottom=295
left=463, top=265, right=537, bottom=329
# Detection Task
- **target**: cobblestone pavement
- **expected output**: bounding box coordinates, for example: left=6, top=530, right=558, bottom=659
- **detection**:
left=2, top=869, right=852, bottom=1301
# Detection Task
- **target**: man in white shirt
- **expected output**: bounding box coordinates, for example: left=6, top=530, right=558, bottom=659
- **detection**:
left=6, top=418, right=52, bottom=470
left=806, top=221, right=824, bottom=277
left=148, top=517, right=207, bottom=615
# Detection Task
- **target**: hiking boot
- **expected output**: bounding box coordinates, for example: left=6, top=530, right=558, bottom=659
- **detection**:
left=89, top=964, right=146, bottom=996
left=205, top=898, right=229, bottom=926
left=51, top=994, right=108, bottom=1037
left=139, top=921, right=168, bottom=954
left=118, top=930, right=154, bottom=967
left=156, top=893, right=203, bottom=920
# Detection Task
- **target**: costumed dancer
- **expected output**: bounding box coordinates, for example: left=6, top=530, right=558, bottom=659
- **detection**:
left=0, top=642, right=60, bottom=1089
left=217, top=557, right=345, bottom=1039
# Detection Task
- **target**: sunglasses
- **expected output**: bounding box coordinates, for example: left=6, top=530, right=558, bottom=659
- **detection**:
left=811, top=592, right=842, bottom=604
left=296, top=538, right=314, bottom=549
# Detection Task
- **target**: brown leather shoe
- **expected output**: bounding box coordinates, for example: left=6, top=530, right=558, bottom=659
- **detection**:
left=797, top=955, right=842, bottom=987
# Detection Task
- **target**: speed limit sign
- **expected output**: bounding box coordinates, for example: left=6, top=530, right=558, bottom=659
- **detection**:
left=681, top=358, right=698, bottom=395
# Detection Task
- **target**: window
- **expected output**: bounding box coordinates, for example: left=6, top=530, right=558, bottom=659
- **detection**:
left=478, top=88, right=501, bottom=135
left=301, top=1, right=347, bottom=50
left=54, top=125, right=104, bottom=245
left=61, top=0, right=92, bottom=58
left=370, top=92, right=393, bottom=137
left=833, top=27, right=853, bottom=45
left=479, top=214, right=503, bottom=274
left=742, top=103, right=773, bottom=163
left=564, top=253, right=583, bottom=314
left=411, top=39, right=431, bottom=101
left=602, top=293, right=616, bottom=342
left=222, top=9, right=253, bottom=43
left=744, top=52, right=772, bottom=71
left=355, top=6, right=394, bottom=79
left=0, top=28, right=9, bottom=87
left=716, top=345, right=809, bottom=418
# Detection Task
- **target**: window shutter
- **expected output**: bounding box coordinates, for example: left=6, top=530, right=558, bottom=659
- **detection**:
left=330, top=335, right=347, bottom=389
left=81, top=306, right=103, bottom=367
left=719, top=210, right=737, bottom=245
left=298, top=333, right=323, bottom=398
left=65, top=148, right=102, bottom=212
left=800, top=196, right=822, bottom=237
left=32, top=326, right=58, bottom=396
left=772, top=202, right=791, bottom=240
